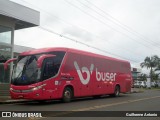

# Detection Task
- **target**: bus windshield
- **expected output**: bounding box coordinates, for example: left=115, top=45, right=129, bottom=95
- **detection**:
left=11, top=51, right=66, bottom=85
left=12, top=55, right=40, bottom=85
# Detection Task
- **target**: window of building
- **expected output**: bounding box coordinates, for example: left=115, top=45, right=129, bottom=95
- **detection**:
left=0, top=25, right=12, bottom=83
left=0, top=25, right=12, bottom=44
left=0, top=48, right=11, bottom=62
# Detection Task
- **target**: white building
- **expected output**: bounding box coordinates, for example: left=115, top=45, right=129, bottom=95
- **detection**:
left=0, top=0, right=39, bottom=95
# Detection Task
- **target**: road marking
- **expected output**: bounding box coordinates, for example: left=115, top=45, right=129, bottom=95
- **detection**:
left=127, top=96, right=160, bottom=103
left=27, top=95, right=160, bottom=119
left=72, top=95, right=160, bottom=111
left=72, top=101, right=128, bottom=111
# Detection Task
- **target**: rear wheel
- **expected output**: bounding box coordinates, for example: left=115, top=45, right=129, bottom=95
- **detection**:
left=37, top=100, right=46, bottom=103
left=110, top=85, right=120, bottom=97
left=62, top=87, right=73, bottom=103
left=93, top=95, right=101, bottom=99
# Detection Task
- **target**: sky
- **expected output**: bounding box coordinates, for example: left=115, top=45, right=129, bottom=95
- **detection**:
left=10, top=0, right=160, bottom=73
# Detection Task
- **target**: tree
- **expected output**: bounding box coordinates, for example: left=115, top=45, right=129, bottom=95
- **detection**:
left=151, top=72, right=159, bottom=81
left=155, top=58, right=160, bottom=71
left=140, top=55, right=159, bottom=81
left=139, top=73, right=147, bottom=81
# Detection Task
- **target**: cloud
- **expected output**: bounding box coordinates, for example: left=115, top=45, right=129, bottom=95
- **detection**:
left=10, top=0, right=160, bottom=74
left=62, top=26, right=95, bottom=42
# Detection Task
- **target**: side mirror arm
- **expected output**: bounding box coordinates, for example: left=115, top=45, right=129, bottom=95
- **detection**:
left=37, top=54, right=55, bottom=68
left=4, top=58, right=17, bottom=70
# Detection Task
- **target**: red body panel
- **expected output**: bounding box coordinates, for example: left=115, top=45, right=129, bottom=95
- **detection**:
left=10, top=47, right=132, bottom=100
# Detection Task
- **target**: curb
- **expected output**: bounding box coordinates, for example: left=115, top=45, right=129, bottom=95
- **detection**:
left=131, top=90, right=144, bottom=93
left=0, top=99, right=32, bottom=104
left=131, top=88, right=144, bottom=93
left=1, top=88, right=145, bottom=104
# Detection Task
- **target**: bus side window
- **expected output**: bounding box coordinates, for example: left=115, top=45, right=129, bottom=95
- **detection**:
left=42, top=58, right=56, bottom=80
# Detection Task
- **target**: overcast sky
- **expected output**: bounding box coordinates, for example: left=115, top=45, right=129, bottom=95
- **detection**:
left=10, top=0, right=160, bottom=72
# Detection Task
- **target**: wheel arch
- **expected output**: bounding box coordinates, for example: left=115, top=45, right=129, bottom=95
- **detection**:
left=115, top=84, right=121, bottom=92
left=62, top=84, right=74, bottom=97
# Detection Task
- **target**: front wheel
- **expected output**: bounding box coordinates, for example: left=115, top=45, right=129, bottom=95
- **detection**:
left=62, top=87, right=73, bottom=103
left=110, top=85, right=120, bottom=97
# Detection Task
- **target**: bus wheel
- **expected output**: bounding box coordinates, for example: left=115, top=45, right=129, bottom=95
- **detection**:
left=93, top=95, right=101, bottom=99
left=110, top=85, right=120, bottom=97
left=36, top=100, right=46, bottom=103
left=62, top=87, right=73, bottom=103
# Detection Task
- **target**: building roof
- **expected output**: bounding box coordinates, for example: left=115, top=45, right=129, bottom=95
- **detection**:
left=131, top=67, right=141, bottom=73
left=0, top=0, right=40, bottom=29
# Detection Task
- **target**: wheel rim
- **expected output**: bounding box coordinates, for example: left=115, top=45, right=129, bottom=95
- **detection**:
left=115, top=87, right=119, bottom=96
left=64, top=90, right=71, bottom=99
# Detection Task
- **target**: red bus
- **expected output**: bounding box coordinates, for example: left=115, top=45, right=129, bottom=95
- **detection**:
left=5, top=47, right=132, bottom=102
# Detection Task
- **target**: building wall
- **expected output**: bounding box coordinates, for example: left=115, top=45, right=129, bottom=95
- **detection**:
left=131, top=67, right=141, bottom=83
left=0, top=0, right=39, bottom=96
left=0, top=0, right=39, bottom=29
left=0, top=15, right=15, bottom=27
left=0, top=15, right=15, bottom=83
left=0, top=15, right=15, bottom=61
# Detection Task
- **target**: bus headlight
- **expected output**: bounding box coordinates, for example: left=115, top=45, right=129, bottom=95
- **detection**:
left=31, top=84, right=46, bottom=91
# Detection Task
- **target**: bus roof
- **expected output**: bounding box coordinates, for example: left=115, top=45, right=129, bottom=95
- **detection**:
left=20, top=47, right=130, bottom=64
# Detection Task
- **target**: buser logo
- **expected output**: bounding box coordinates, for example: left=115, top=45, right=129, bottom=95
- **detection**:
left=96, top=68, right=117, bottom=82
left=74, top=61, right=94, bottom=85
left=74, top=61, right=117, bottom=85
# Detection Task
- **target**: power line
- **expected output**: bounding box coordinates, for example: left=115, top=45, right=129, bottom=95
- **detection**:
left=84, top=0, right=159, bottom=47
left=64, top=0, right=152, bottom=49
left=15, top=0, right=151, bottom=62
left=2, top=0, right=141, bottom=62
left=17, top=0, right=145, bottom=59
left=65, top=0, right=159, bottom=50
left=39, top=26, right=138, bottom=62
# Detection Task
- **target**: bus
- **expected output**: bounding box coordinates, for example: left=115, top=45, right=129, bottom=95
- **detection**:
left=5, top=47, right=132, bottom=102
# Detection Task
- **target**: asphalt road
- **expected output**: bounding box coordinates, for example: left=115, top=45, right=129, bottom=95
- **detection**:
left=0, top=89, right=160, bottom=120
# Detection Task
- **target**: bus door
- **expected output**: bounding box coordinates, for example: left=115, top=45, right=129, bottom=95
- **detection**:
left=39, top=55, right=58, bottom=99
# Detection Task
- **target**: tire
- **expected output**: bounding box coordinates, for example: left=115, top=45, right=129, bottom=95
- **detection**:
left=62, top=87, right=73, bottom=103
left=93, top=95, right=101, bottom=99
left=37, top=100, right=46, bottom=103
left=110, top=85, right=120, bottom=97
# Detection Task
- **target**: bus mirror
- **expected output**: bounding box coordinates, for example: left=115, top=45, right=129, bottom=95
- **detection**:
left=37, top=54, right=56, bottom=68
left=4, top=58, right=17, bottom=70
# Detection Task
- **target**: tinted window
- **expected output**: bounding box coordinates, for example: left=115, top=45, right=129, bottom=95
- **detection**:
left=42, top=57, right=57, bottom=80
left=41, top=51, right=65, bottom=80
